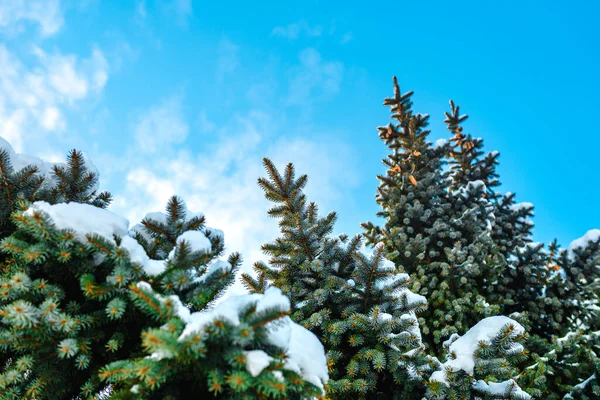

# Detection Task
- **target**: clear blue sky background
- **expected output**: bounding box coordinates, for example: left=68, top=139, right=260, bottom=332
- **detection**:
left=1, top=0, right=598, bottom=264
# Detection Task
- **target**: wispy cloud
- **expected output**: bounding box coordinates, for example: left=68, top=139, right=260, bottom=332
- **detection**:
left=216, top=39, right=239, bottom=82
left=135, top=0, right=148, bottom=20
left=0, top=0, right=64, bottom=37
left=197, top=111, right=216, bottom=133
left=287, top=48, right=344, bottom=106
left=340, top=32, right=353, bottom=44
left=0, top=44, right=109, bottom=152
left=134, top=96, right=189, bottom=154
left=159, top=0, right=193, bottom=27
left=110, top=108, right=359, bottom=295
left=135, top=0, right=192, bottom=29
left=271, top=20, right=323, bottom=40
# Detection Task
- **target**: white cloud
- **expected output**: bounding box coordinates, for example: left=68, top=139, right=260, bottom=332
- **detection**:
left=110, top=110, right=359, bottom=295
left=136, top=0, right=147, bottom=19
left=0, top=44, right=109, bottom=152
left=0, top=0, right=64, bottom=37
left=287, top=48, right=344, bottom=106
left=40, top=106, right=63, bottom=130
left=134, top=96, right=189, bottom=154
left=159, top=0, right=193, bottom=27
left=271, top=20, right=323, bottom=40
left=340, top=32, right=353, bottom=44
left=197, top=111, right=216, bottom=133
left=216, top=39, right=239, bottom=81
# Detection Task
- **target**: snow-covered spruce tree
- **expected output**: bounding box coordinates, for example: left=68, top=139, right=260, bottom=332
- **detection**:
left=527, top=328, right=600, bottom=400
left=443, top=104, right=554, bottom=343
left=544, top=233, right=600, bottom=336
left=0, top=189, right=328, bottom=397
left=519, top=232, right=600, bottom=399
left=426, top=316, right=530, bottom=400
left=361, top=77, right=501, bottom=349
left=0, top=137, right=111, bottom=244
left=0, top=139, right=113, bottom=394
left=244, top=159, right=532, bottom=399
left=243, top=159, right=434, bottom=399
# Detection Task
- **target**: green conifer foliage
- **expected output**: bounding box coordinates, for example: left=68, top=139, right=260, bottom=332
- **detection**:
left=519, top=235, right=600, bottom=398
left=444, top=108, right=553, bottom=342
left=45, top=150, right=112, bottom=208
left=361, top=78, right=499, bottom=349
left=244, top=159, right=433, bottom=399
left=545, top=236, right=600, bottom=335
left=426, top=317, right=530, bottom=400
left=0, top=201, right=148, bottom=398
left=362, top=77, right=600, bottom=399
left=0, top=145, right=115, bottom=394
left=0, top=146, right=110, bottom=242
left=0, top=149, right=47, bottom=239
left=0, top=195, right=326, bottom=399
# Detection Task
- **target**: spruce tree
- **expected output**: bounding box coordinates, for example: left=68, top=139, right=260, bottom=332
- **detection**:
left=245, top=158, right=532, bottom=399
left=0, top=148, right=328, bottom=399
left=243, top=159, right=433, bottom=399
left=361, top=78, right=500, bottom=349
left=426, top=316, right=530, bottom=400
left=362, top=77, right=600, bottom=399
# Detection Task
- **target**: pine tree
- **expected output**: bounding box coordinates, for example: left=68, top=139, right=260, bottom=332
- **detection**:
left=0, top=192, right=327, bottom=398
left=0, top=143, right=114, bottom=395
left=426, top=316, right=530, bottom=400
left=44, top=149, right=112, bottom=208
left=519, top=233, right=600, bottom=398
left=361, top=77, right=600, bottom=399
left=246, top=158, right=532, bottom=399
left=244, top=159, right=433, bottom=399
left=361, top=78, right=501, bottom=349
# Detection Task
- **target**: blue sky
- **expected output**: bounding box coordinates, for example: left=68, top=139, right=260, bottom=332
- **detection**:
left=0, top=0, right=598, bottom=276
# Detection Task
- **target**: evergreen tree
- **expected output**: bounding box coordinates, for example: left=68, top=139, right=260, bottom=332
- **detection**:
left=426, top=316, right=530, bottom=400
left=246, top=158, right=531, bottom=399
left=0, top=142, right=114, bottom=394
left=361, top=77, right=600, bottom=399
left=519, top=233, right=600, bottom=398
left=361, top=78, right=500, bottom=349
left=0, top=191, right=327, bottom=398
left=0, top=139, right=109, bottom=243
left=243, top=159, right=433, bottom=399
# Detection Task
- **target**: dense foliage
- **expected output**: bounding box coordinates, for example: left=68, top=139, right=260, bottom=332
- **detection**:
left=0, top=77, right=597, bottom=399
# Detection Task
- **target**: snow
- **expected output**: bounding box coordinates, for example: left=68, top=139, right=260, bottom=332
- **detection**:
left=0, top=136, right=102, bottom=192
left=204, top=227, right=224, bottom=239
left=430, top=370, right=449, bottom=384
left=120, top=236, right=166, bottom=276
left=244, top=350, right=274, bottom=377
left=573, top=373, right=596, bottom=390
left=25, top=201, right=129, bottom=242
left=378, top=312, right=393, bottom=321
left=568, top=229, right=600, bottom=257
left=399, top=289, right=427, bottom=306
left=473, top=379, right=531, bottom=399
left=286, top=321, right=329, bottom=389
left=430, top=316, right=524, bottom=383
left=132, top=286, right=329, bottom=389
left=509, top=202, right=534, bottom=213
left=433, top=138, right=447, bottom=149
left=23, top=201, right=226, bottom=277
left=196, top=259, right=233, bottom=283
left=452, top=180, right=487, bottom=199
left=171, top=286, right=328, bottom=390
left=170, top=230, right=212, bottom=255
left=0, top=136, right=64, bottom=184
